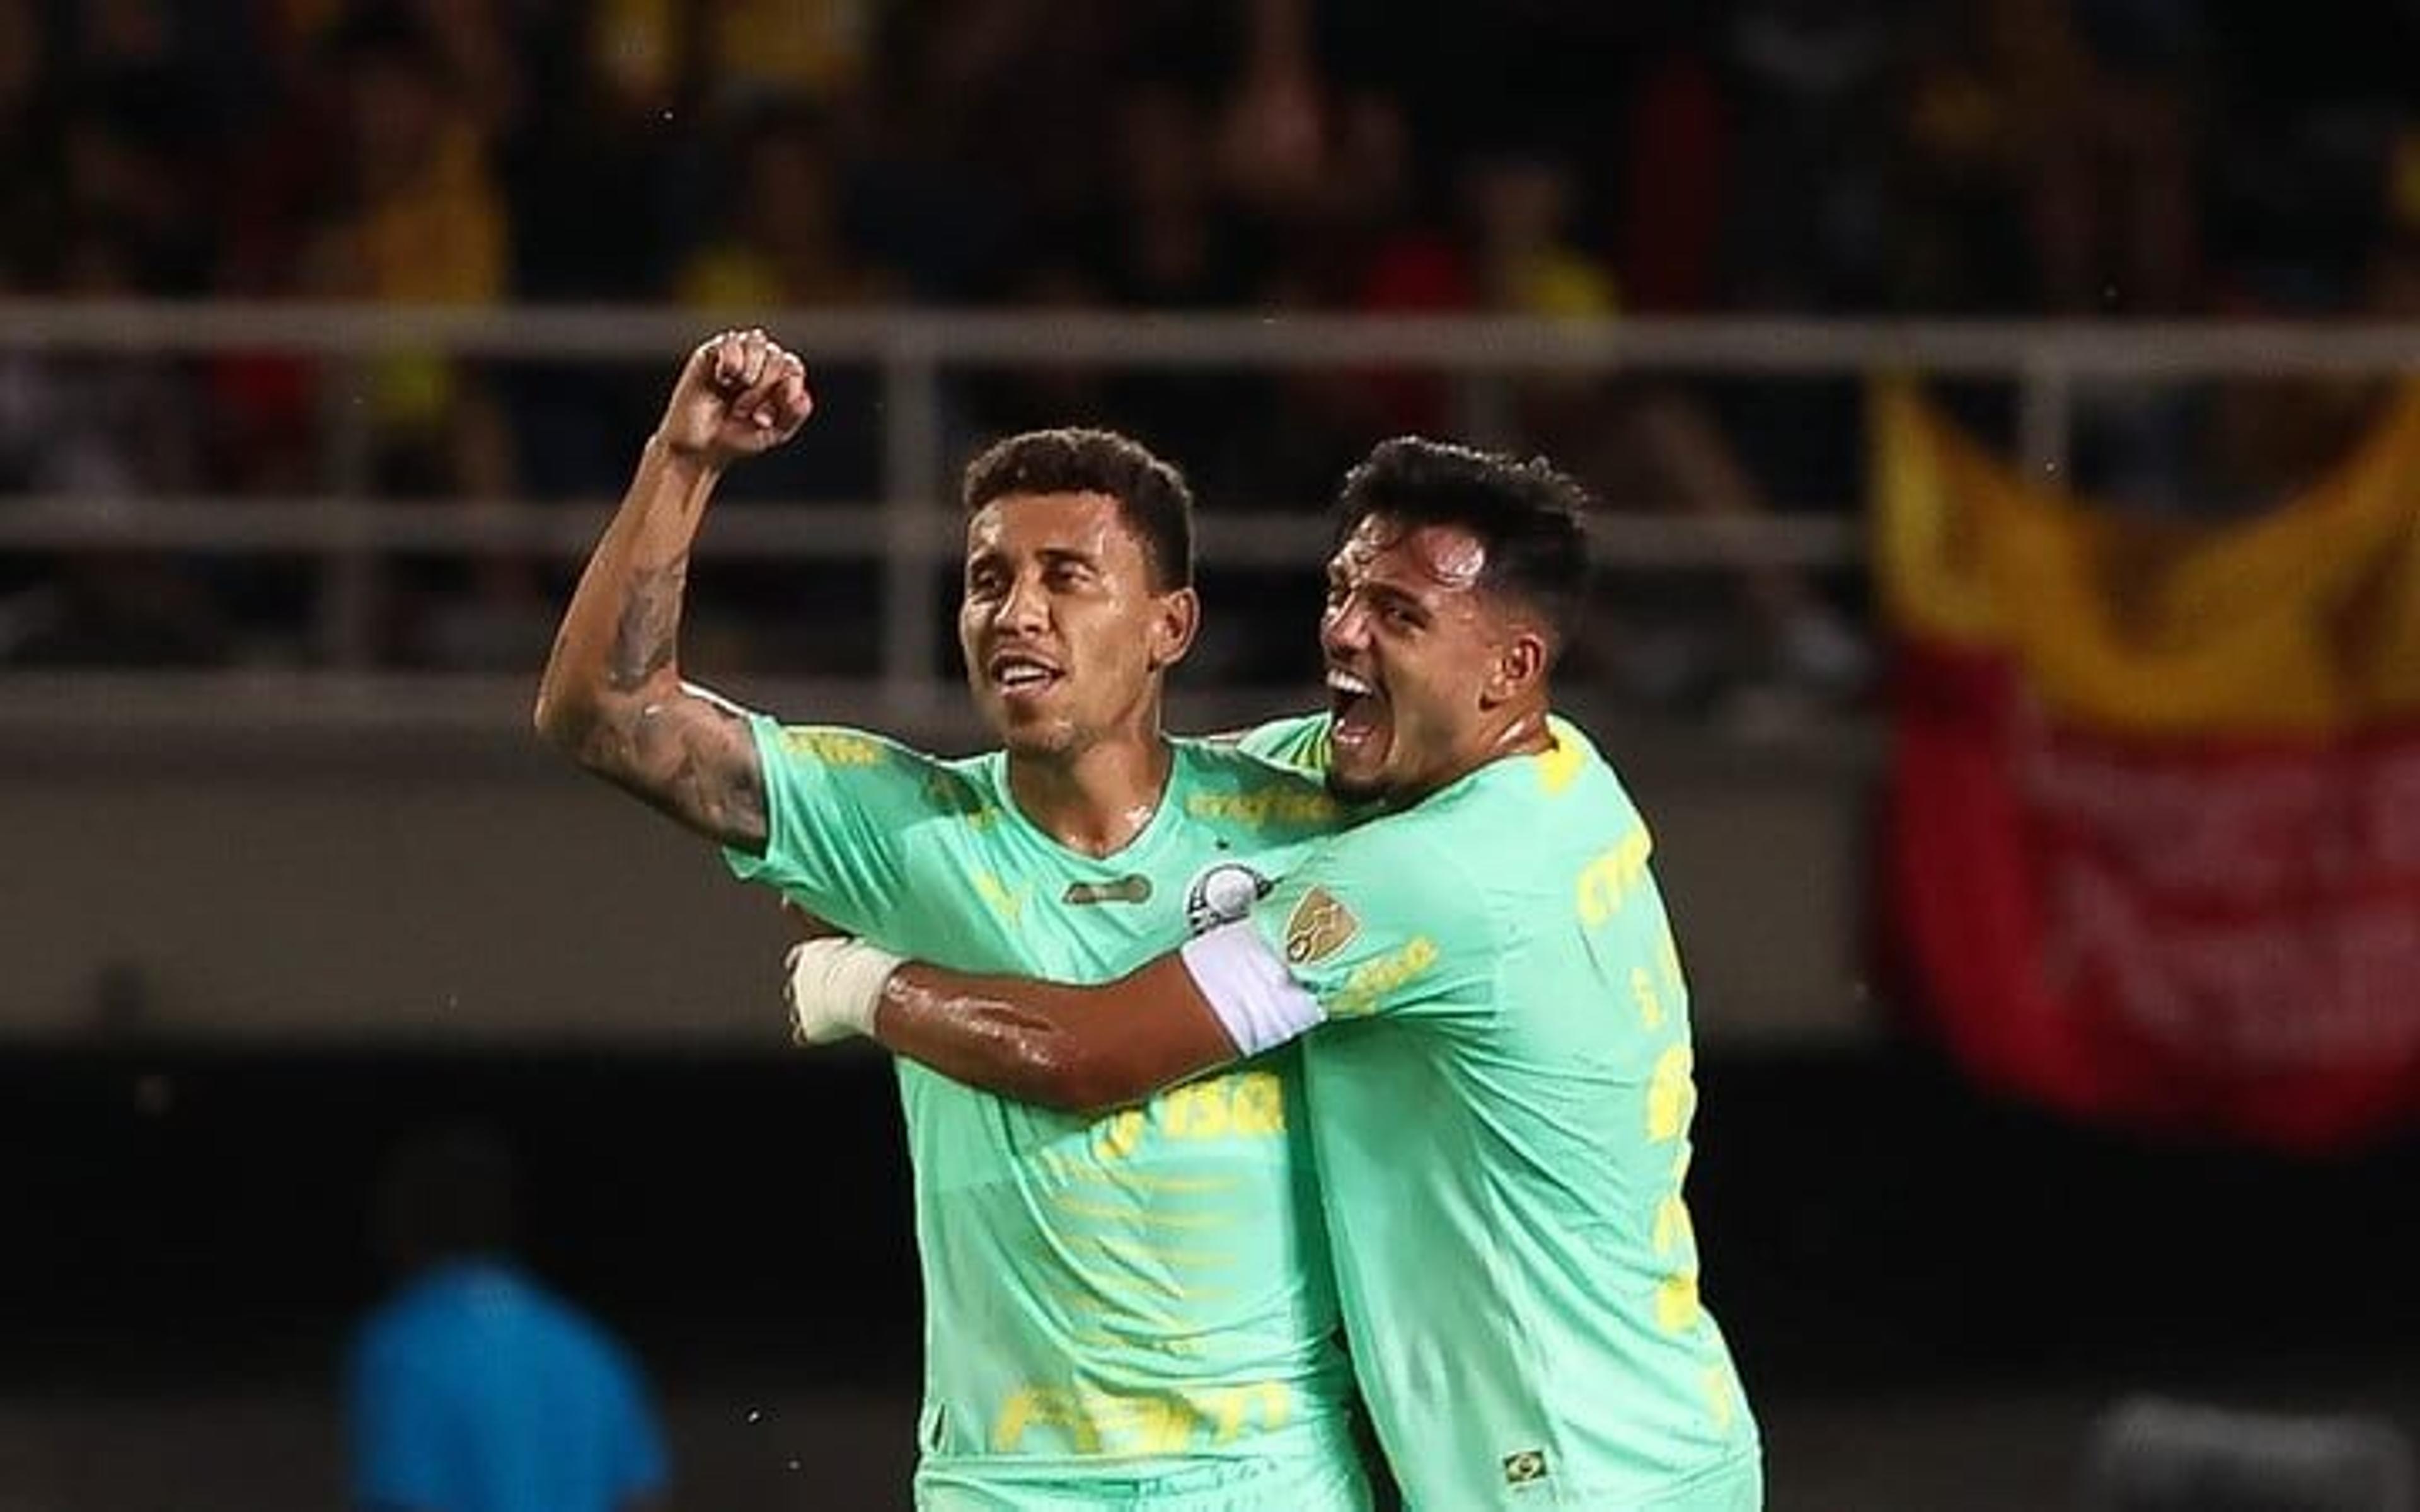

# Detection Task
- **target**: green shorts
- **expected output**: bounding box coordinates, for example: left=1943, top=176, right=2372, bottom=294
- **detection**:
left=914, top=1445, right=1374, bottom=1511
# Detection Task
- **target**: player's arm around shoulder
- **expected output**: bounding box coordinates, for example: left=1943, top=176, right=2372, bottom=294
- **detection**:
left=781, top=931, right=1247, bottom=1114
left=533, top=329, right=813, bottom=855
left=780, top=818, right=1480, bottom=1111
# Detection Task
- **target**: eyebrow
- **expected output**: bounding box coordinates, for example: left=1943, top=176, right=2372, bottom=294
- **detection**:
left=970, top=542, right=1102, bottom=563
left=1334, top=572, right=1433, bottom=621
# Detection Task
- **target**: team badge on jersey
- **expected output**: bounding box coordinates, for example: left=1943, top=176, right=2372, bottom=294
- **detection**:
left=1284, top=886, right=1358, bottom=964
left=1184, top=861, right=1272, bottom=935
left=1502, top=1448, right=1550, bottom=1486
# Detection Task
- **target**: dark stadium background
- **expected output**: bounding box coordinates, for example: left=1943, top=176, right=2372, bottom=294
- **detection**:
left=4, top=1, right=2417, bottom=1507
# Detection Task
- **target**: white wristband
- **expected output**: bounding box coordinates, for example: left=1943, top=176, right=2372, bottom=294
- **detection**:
left=782, top=937, right=905, bottom=1045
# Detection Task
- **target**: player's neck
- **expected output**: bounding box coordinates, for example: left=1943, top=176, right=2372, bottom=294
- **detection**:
left=1005, top=733, right=1174, bottom=859
left=1397, top=701, right=1557, bottom=808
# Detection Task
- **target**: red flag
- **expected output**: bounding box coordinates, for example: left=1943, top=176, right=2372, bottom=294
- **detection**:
left=1874, top=381, right=2420, bottom=1151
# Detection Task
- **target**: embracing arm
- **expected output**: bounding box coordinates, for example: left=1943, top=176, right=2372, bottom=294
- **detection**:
left=876, top=954, right=1240, bottom=1114
left=533, top=329, right=810, bottom=852
left=786, top=924, right=1324, bottom=1114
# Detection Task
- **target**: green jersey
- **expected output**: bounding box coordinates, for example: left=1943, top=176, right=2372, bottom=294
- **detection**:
left=1236, top=714, right=1761, bottom=1510
left=723, top=718, right=1367, bottom=1506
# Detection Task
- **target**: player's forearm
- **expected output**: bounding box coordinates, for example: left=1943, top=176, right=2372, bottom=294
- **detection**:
left=534, top=435, right=720, bottom=764
left=857, top=953, right=1244, bottom=1114
left=873, top=966, right=1123, bottom=1113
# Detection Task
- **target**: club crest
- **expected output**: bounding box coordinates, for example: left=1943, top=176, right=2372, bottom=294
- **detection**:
left=1184, top=862, right=1273, bottom=935
left=1284, top=886, right=1359, bottom=965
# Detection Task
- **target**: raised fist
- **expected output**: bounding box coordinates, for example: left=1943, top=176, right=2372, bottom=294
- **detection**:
left=657, top=327, right=814, bottom=467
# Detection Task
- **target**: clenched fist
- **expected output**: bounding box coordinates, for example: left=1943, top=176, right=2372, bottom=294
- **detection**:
left=657, top=327, right=814, bottom=468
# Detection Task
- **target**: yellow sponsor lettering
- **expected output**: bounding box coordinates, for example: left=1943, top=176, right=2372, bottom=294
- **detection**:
left=1163, top=1079, right=1230, bottom=1139
left=1656, top=1271, right=1702, bottom=1332
left=1575, top=828, right=1654, bottom=925
left=993, top=1383, right=1284, bottom=1455
left=1046, top=1194, right=1231, bottom=1230
left=782, top=729, right=885, bottom=766
left=1076, top=1393, right=1180, bottom=1455
left=1630, top=965, right=1664, bottom=1030
left=1535, top=733, right=1586, bottom=794
left=1206, top=1382, right=1292, bottom=1443
left=1328, top=936, right=1438, bottom=1018
left=1082, top=1235, right=1237, bottom=1268
left=1062, top=1164, right=1242, bottom=1195
left=1652, top=1193, right=1695, bottom=1257
left=1230, top=1070, right=1284, bottom=1135
left=1088, top=1072, right=1286, bottom=1159
left=921, top=771, right=997, bottom=827
left=993, top=1388, right=1099, bottom=1453
left=1185, top=789, right=1340, bottom=827
left=1647, top=1045, right=1695, bottom=1142
left=1702, top=1366, right=1736, bottom=1434
left=1125, top=1394, right=1204, bottom=1455
left=1092, top=1106, right=1148, bottom=1162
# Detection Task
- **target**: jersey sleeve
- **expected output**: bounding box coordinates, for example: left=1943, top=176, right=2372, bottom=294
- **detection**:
left=1228, top=711, right=1333, bottom=776
left=718, top=715, right=957, bottom=937
left=1243, top=814, right=1495, bottom=1023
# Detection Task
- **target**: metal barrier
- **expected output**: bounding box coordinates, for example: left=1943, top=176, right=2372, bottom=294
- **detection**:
left=6, top=302, right=2419, bottom=726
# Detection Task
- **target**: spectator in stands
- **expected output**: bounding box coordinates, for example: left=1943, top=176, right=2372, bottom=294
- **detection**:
left=669, top=96, right=887, bottom=514
left=349, top=1121, right=671, bottom=1512
left=674, top=99, right=885, bottom=311
left=1453, top=147, right=1872, bottom=716
left=0, top=222, right=229, bottom=668
left=1717, top=0, right=1894, bottom=313
left=297, top=9, right=546, bottom=668
left=0, top=0, right=61, bottom=287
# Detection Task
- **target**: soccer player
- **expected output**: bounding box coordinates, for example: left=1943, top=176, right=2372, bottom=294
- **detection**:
left=533, top=330, right=1373, bottom=1509
left=785, top=438, right=1766, bottom=1510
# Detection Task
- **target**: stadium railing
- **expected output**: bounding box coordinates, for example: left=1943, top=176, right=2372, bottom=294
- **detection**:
left=5, top=302, right=2419, bottom=733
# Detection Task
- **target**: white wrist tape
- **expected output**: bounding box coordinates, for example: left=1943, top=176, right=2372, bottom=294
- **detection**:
left=782, top=937, right=904, bottom=1045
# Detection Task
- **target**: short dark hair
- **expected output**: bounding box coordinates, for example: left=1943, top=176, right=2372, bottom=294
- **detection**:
left=960, top=428, right=1195, bottom=590
left=1334, top=436, right=1593, bottom=649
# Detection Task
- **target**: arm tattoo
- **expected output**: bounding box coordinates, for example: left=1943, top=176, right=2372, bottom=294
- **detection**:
left=572, top=556, right=767, bottom=850
left=607, top=563, right=685, bottom=694
left=607, top=696, right=769, bottom=852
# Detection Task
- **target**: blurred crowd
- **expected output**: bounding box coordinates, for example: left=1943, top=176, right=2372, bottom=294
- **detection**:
left=9, top=0, right=2417, bottom=316
left=3, top=0, right=2418, bottom=706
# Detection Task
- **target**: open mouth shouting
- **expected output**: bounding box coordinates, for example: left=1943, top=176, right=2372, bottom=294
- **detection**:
left=988, top=649, right=1064, bottom=706
left=1327, top=665, right=1389, bottom=762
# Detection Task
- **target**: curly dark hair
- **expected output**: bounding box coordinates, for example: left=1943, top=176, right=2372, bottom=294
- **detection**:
left=1334, top=436, right=1593, bottom=650
left=960, top=428, right=1196, bottom=590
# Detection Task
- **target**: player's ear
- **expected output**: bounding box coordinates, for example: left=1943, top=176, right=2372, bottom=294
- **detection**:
left=1148, top=586, right=1200, bottom=670
left=1481, top=622, right=1548, bottom=707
